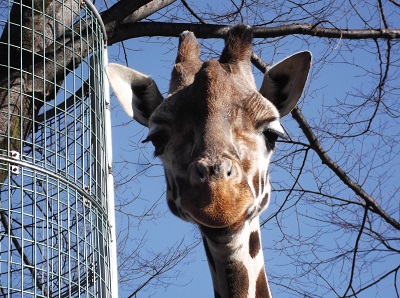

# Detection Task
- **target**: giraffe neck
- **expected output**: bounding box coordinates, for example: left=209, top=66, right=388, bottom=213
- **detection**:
left=201, top=217, right=272, bottom=298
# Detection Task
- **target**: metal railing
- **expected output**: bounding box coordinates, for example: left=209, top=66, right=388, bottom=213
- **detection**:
left=0, top=0, right=116, bottom=296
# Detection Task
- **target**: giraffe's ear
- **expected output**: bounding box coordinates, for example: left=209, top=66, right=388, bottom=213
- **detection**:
left=106, top=63, right=163, bottom=127
left=259, top=51, right=311, bottom=117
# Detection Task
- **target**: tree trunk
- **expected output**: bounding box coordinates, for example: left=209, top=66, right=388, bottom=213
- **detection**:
left=0, top=0, right=81, bottom=186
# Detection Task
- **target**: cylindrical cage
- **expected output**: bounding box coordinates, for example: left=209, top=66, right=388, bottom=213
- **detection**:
left=0, top=1, right=114, bottom=297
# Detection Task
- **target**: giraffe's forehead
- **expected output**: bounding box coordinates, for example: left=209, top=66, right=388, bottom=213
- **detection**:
left=150, top=59, right=280, bottom=130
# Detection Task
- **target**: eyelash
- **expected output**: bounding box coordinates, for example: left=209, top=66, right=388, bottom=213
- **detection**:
left=143, top=131, right=169, bottom=156
left=262, top=129, right=285, bottom=150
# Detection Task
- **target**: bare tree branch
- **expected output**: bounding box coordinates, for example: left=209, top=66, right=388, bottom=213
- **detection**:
left=290, top=107, right=400, bottom=231
left=121, top=0, right=177, bottom=24
left=108, top=22, right=400, bottom=45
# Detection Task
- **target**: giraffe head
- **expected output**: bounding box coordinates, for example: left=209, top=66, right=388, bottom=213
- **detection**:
left=106, top=25, right=311, bottom=231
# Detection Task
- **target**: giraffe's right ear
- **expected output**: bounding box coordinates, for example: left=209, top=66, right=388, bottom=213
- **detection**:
left=105, top=63, right=163, bottom=127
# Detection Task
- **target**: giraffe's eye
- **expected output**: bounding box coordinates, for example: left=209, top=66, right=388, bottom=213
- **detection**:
left=263, top=129, right=285, bottom=150
left=143, top=130, right=169, bottom=156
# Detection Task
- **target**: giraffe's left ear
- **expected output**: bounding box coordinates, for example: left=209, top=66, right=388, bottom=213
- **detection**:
left=106, top=63, right=163, bottom=127
left=259, top=51, right=312, bottom=117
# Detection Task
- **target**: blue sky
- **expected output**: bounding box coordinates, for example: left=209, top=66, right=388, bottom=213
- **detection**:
left=106, top=2, right=400, bottom=298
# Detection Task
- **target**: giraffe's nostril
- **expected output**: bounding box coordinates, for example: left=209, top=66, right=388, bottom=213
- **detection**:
left=222, top=159, right=234, bottom=179
left=225, top=162, right=235, bottom=178
left=196, top=161, right=208, bottom=182
left=226, top=167, right=233, bottom=177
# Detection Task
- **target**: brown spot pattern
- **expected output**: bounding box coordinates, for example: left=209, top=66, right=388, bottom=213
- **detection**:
left=252, top=173, right=260, bottom=196
left=226, top=262, right=249, bottom=298
left=249, top=231, right=261, bottom=258
left=256, top=267, right=269, bottom=298
left=258, top=192, right=270, bottom=212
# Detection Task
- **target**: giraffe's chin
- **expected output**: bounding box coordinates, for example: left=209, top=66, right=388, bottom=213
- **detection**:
left=180, top=180, right=254, bottom=228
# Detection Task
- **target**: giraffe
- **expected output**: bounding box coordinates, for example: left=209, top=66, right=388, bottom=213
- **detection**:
left=106, top=24, right=311, bottom=298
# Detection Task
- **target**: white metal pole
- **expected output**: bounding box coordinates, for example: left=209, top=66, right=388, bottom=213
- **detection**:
left=103, top=47, right=119, bottom=298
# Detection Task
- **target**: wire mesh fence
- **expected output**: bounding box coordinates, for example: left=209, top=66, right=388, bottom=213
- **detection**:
left=0, top=0, right=115, bottom=297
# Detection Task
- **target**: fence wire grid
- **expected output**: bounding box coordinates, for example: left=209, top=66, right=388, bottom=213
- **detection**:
left=0, top=0, right=115, bottom=297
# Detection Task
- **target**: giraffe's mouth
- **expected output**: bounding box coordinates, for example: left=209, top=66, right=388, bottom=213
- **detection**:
left=180, top=179, right=254, bottom=228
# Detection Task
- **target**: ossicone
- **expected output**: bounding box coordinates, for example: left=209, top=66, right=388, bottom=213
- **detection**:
left=219, top=24, right=253, bottom=65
